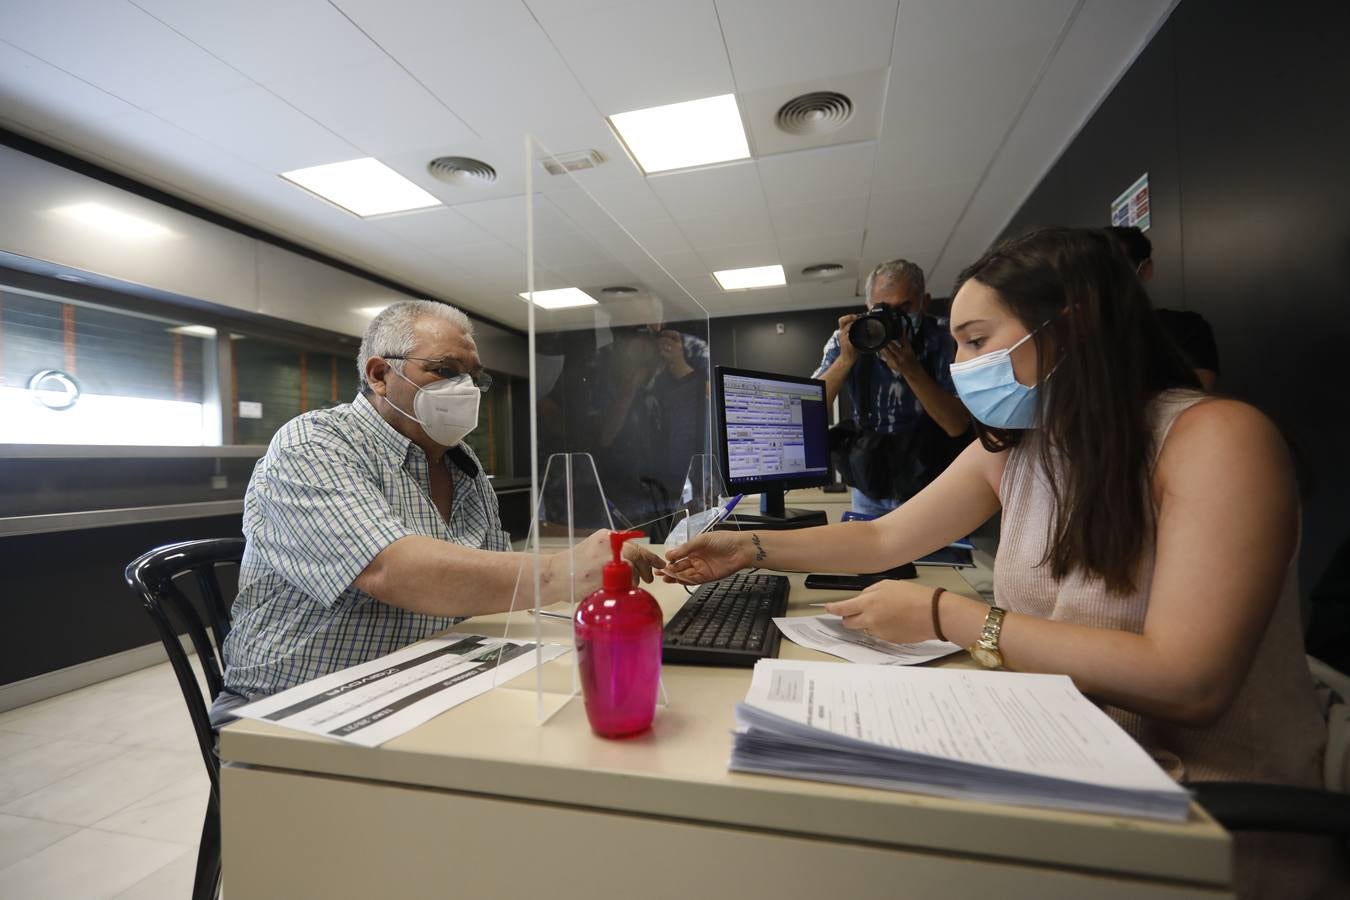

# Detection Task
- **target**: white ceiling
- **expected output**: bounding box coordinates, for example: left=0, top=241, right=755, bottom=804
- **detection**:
left=0, top=0, right=1175, bottom=329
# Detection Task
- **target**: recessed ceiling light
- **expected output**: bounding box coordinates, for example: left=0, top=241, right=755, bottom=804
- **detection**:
left=51, top=203, right=173, bottom=240
left=601, top=285, right=639, bottom=295
left=608, top=94, right=750, bottom=174
left=355, top=306, right=390, bottom=318
left=517, top=288, right=599, bottom=310
left=281, top=158, right=441, bottom=217
left=168, top=325, right=218, bottom=338
left=713, top=264, right=786, bottom=291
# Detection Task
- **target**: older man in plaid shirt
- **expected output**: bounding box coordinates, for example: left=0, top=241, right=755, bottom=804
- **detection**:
left=213, top=301, right=661, bottom=719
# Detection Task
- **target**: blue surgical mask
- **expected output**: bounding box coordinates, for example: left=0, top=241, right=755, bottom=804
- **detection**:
left=949, top=327, right=1048, bottom=430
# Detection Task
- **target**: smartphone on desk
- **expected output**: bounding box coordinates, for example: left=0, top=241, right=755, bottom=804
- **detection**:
left=804, top=563, right=918, bottom=591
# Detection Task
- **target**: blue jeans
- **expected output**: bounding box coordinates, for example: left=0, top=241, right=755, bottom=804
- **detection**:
left=850, top=489, right=900, bottom=518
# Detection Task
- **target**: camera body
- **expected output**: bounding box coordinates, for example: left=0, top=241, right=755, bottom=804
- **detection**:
left=847, top=305, right=918, bottom=353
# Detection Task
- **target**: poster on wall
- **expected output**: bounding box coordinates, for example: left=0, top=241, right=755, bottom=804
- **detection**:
left=1110, top=172, right=1151, bottom=231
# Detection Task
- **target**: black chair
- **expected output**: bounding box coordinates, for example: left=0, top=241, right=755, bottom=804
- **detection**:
left=1190, top=657, right=1350, bottom=843
left=124, top=537, right=244, bottom=900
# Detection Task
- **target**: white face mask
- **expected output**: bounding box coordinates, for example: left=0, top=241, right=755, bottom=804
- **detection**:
left=384, top=367, right=480, bottom=447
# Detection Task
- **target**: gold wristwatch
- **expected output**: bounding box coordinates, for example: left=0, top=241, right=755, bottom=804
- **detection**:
left=969, top=606, right=1007, bottom=669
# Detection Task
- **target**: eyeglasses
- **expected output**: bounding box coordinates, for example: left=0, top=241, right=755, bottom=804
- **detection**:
left=382, top=355, right=493, bottom=392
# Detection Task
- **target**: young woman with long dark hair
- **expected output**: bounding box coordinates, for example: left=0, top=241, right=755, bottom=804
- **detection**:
left=664, top=227, right=1338, bottom=898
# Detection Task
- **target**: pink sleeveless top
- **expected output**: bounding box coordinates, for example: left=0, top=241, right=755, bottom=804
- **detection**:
left=994, top=389, right=1325, bottom=785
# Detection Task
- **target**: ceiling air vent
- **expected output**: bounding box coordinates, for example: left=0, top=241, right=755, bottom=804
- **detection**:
left=541, top=149, right=607, bottom=176
left=775, top=91, right=853, bottom=136
left=801, top=262, right=846, bottom=280
left=427, top=156, right=497, bottom=187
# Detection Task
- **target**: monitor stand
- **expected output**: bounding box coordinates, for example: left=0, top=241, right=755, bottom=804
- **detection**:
left=716, top=485, right=828, bottom=531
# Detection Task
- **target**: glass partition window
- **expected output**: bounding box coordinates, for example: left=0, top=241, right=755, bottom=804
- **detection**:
left=0, top=286, right=212, bottom=445
left=230, top=336, right=360, bottom=446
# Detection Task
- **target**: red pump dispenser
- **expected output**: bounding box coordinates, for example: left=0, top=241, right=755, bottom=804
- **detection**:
left=574, top=530, right=663, bottom=737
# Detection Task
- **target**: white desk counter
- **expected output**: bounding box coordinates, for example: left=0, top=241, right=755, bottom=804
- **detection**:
left=220, top=559, right=1231, bottom=899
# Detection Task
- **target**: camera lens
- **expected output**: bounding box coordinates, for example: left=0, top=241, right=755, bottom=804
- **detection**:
left=847, top=307, right=899, bottom=352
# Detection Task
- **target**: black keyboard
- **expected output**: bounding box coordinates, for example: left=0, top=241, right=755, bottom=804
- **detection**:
left=662, top=572, right=790, bottom=667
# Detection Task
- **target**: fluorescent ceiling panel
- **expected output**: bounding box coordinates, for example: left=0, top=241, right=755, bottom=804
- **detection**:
left=280, top=158, right=441, bottom=217
left=713, top=264, right=786, bottom=291
left=608, top=94, right=750, bottom=174
left=51, top=202, right=173, bottom=240
left=517, top=288, right=598, bottom=310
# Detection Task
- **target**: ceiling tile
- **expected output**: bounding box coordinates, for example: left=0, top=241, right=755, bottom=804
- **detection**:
left=769, top=195, right=869, bottom=240
left=647, top=160, right=768, bottom=221
left=865, top=181, right=975, bottom=248
left=776, top=231, right=865, bottom=268
left=0, top=39, right=139, bottom=127
left=2, top=0, right=251, bottom=111
left=757, top=142, right=877, bottom=206
left=872, top=0, right=1075, bottom=189
left=716, top=0, right=899, bottom=93
left=553, top=180, right=669, bottom=227
left=454, top=194, right=573, bottom=243
left=694, top=240, right=780, bottom=272
left=154, top=84, right=358, bottom=173
left=370, top=206, right=497, bottom=254
left=266, top=58, right=476, bottom=159
left=335, top=1, right=597, bottom=140
left=131, top=0, right=385, bottom=84
left=443, top=240, right=527, bottom=278
left=790, top=281, right=860, bottom=307
left=623, top=219, right=693, bottom=256
left=679, top=208, right=776, bottom=251
left=540, top=0, right=733, bottom=114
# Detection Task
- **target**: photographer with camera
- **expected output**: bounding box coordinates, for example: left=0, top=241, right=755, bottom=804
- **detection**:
left=813, top=259, right=970, bottom=515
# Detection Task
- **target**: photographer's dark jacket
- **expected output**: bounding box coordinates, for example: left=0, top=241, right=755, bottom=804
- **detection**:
left=812, top=314, right=957, bottom=434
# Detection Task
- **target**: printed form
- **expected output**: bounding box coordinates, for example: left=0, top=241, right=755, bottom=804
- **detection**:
left=232, top=635, right=565, bottom=747
left=772, top=614, right=961, bottom=665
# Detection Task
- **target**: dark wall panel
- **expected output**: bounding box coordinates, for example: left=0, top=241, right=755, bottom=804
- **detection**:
left=0, top=515, right=243, bottom=685
left=709, top=304, right=860, bottom=379
left=1000, top=0, right=1350, bottom=595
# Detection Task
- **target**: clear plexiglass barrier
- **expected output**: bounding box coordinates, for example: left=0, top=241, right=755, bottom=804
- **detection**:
left=492, top=135, right=720, bottom=722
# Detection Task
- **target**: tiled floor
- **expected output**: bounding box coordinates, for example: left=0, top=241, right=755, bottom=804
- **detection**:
left=0, top=662, right=211, bottom=899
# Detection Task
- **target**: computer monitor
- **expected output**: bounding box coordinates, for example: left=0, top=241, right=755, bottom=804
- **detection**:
left=713, top=366, right=830, bottom=529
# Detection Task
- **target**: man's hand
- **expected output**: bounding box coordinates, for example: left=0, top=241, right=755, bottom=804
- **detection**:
left=878, top=339, right=920, bottom=379
left=547, top=531, right=664, bottom=601
left=623, top=540, right=664, bottom=583
left=836, top=313, right=861, bottom=363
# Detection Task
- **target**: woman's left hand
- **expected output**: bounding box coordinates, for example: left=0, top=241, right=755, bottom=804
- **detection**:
left=824, top=579, right=943, bottom=644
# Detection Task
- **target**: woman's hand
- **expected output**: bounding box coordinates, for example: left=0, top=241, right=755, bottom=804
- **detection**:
left=663, top=531, right=752, bottom=584
left=825, top=579, right=947, bottom=643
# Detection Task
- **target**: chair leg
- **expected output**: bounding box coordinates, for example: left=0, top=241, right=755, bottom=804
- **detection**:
left=193, top=793, right=222, bottom=900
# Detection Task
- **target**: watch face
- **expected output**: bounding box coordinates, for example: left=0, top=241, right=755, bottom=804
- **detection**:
left=971, top=647, right=1002, bottom=669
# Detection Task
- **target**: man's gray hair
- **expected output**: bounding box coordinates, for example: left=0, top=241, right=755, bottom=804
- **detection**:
left=357, top=300, right=474, bottom=393
left=864, top=258, right=926, bottom=301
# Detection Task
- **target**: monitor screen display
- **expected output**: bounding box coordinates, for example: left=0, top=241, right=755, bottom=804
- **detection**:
left=718, top=369, right=829, bottom=489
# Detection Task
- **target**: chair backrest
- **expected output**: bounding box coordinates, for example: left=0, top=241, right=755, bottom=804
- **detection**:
left=1310, top=655, right=1350, bottom=794
left=124, top=537, right=245, bottom=794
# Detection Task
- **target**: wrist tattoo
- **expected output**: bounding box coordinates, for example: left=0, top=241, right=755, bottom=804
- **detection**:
left=750, top=533, right=767, bottom=563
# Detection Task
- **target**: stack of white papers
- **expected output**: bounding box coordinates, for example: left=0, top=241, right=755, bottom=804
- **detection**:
left=731, top=659, right=1190, bottom=821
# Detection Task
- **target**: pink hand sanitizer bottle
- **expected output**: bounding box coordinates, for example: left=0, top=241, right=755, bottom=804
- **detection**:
left=574, top=530, right=663, bottom=738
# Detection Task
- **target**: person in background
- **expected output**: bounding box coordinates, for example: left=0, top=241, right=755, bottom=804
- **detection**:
left=1105, top=225, right=1221, bottom=390
left=667, top=228, right=1340, bottom=899
left=813, top=259, right=969, bottom=516
left=214, top=301, right=662, bottom=718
